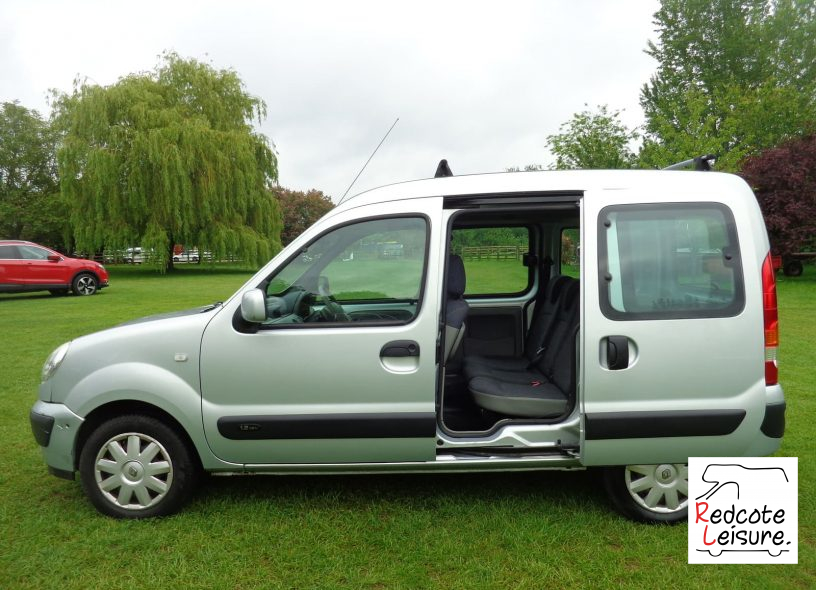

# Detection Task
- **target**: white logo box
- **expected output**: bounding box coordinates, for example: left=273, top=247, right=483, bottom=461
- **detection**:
left=688, top=457, right=797, bottom=564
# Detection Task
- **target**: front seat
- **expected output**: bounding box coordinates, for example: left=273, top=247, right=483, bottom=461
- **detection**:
left=444, top=254, right=469, bottom=362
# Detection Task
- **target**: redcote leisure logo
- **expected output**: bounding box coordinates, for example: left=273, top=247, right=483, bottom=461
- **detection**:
left=688, top=457, right=798, bottom=564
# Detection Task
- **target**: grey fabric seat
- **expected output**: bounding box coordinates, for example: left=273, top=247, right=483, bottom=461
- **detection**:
left=444, top=254, right=469, bottom=362
left=469, top=377, right=570, bottom=418
left=468, top=281, right=579, bottom=418
left=464, top=275, right=576, bottom=380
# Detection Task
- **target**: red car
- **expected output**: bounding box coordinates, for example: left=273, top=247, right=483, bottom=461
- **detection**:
left=0, top=240, right=109, bottom=296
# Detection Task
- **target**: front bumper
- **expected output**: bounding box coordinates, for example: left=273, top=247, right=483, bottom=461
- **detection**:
left=30, top=410, right=54, bottom=446
left=30, top=400, right=84, bottom=479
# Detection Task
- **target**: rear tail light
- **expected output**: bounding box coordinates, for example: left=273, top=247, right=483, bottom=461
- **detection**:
left=762, top=253, right=779, bottom=385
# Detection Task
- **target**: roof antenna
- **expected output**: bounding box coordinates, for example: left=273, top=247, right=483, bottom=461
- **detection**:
left=337, top=117, right=399, bottom=205
left=434, top=159, right=453, bottom=177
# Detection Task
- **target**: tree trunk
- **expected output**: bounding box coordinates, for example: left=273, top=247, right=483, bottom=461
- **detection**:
left=166, top=239, right=175, bottom=273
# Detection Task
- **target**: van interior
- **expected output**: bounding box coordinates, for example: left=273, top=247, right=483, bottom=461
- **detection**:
left=440, top=202, right=581, bottom=436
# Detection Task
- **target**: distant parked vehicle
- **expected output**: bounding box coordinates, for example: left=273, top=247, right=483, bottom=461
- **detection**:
left=771, top=252, right=815, bottom=277
left=123, top=247, right=156, bottom=264
left=124, top=247, right=143, bottom=264
left=173, top=250, right=199, bottom=263
left=0, top=240, right=109, bottom=296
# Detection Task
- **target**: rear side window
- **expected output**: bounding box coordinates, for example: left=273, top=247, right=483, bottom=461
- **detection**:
left=451, top=227, right=531, bottom=296
left=0, top=245, right=20, bottom=259
left=599, top=203, right=744, bottom=320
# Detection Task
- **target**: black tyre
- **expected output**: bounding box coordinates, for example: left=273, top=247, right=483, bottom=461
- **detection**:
left=72, top=272, right=98, bottom=296
left=783, top=260, right=803, bottom=277
left=79, top=414, right=199, bottom=518
left=602, top=464, right=688, bottom=524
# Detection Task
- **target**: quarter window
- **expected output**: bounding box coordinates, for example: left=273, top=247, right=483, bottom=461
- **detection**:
left=599, top=204, right=744, bottom=320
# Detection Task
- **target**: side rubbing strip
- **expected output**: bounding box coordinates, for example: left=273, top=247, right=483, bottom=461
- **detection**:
left=585, top=410, right=746, bottom=440
left=217, top=412, right=436, bottom=440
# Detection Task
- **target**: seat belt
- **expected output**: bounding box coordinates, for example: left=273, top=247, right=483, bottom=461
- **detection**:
left=525, top=256, right=553, bottom=338
left=526, top=288, right=566, bottom=370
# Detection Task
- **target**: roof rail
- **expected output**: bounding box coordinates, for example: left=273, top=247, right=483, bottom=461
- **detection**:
left=434, top=159, right=453, bottom=178
left=663, top=154, right=716, bottom=171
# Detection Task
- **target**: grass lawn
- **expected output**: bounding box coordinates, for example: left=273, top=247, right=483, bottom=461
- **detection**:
left=0, top=263, right=813, bottom=589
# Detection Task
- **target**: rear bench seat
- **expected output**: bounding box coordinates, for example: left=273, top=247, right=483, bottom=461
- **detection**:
left=466, top=278, right=579, bottom=418
left=464, top=275, right=575, bottom=381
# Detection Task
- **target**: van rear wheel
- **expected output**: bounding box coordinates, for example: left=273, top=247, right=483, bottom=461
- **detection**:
left=603, top=464, right=688, bottom=523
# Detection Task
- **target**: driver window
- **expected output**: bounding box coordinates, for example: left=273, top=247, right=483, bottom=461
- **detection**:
left=262, top=217, right=428, bottom=326
left=18, top=245, right=50, bottom=260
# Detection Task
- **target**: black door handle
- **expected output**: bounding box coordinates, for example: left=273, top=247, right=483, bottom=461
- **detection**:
left=607, top=336, right=629, bottom=370
left=380, top=340, right=420, bottom=358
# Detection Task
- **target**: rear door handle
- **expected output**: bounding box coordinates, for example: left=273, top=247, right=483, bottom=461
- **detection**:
left=606, top=335, right=630, bottom=370
left=380, top=340, right=420, bottom=358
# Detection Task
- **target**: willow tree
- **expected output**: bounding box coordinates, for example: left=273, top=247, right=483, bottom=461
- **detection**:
left=53, top=53, right=282, bottom=270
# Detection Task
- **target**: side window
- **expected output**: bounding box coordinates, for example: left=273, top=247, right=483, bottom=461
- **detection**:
left=450, top=227, right=531, bottom=296
left=599, top=203, right=744, bottom=320
left=262, top=216, right=427, bottom=326
left=560, top=228, right=580, bottom=278
left=0, top=245, right=20, bottom=259
left=18, top=245, right=50, bottom=260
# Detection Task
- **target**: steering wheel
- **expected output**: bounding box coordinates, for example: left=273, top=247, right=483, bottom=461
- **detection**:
left=313, top=276, right=350, bottom=322
left=319, top=295, right=351, bottom=322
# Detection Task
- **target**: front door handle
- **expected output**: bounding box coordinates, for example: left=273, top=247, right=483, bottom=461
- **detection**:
left=380, top=340, right=420, bottom=358
left=606, top=335, right=629, bottom=370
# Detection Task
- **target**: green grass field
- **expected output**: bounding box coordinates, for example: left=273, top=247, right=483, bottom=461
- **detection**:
left=0, top=263, right=813, bottom=589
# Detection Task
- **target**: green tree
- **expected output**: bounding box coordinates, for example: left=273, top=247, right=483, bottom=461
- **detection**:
left=546, top=105, right=638, bottom=170
left=52, top=53, right=282, bottom=271
left=275, top=188, right=334, bottom=246
left=0, top=101, right=65, bottom=247
left=640, top=0, right=816, bottom=170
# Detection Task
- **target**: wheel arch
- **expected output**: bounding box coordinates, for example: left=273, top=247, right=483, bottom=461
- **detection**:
left=74, top=400, right=202, bottom=472
left=71, top=269, right=101, bottom=283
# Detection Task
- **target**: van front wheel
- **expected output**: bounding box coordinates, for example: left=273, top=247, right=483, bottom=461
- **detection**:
left=603, top=464, right=688, bottom=524
left=79, top=415, right=198, bottom=518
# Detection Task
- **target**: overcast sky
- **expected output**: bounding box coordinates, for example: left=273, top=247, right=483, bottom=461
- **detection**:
left=1, top=0, right=660, bottom=201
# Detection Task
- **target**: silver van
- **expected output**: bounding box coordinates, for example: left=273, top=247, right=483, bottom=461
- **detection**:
left=30, top=169, right=785, bottom=522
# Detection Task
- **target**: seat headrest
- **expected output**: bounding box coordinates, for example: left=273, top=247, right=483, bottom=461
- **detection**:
left=447, top=254, right=466, bottom=298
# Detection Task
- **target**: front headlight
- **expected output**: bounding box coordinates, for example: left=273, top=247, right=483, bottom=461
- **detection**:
left=42, top=342, right=71, bottom=383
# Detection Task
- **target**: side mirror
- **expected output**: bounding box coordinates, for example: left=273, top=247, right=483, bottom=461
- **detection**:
left=47, top=255, right=61, bottom=262
left=240, top=289, right=267, bottom=323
